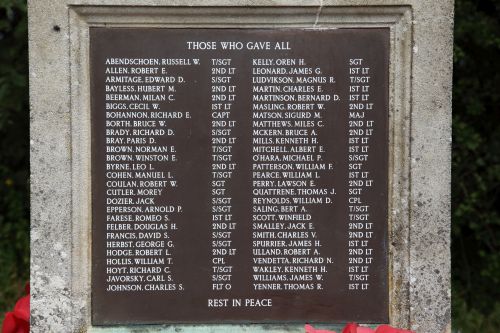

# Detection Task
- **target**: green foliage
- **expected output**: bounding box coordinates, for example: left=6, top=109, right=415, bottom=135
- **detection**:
left=453, top=297, right=500, bottom=332
left=452, top=0, right=500, bottom=330
left=0, top=0, right=29, bottom=318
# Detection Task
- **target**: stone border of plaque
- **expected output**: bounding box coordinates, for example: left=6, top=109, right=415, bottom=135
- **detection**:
left=29, top=1, right=453, bottom=332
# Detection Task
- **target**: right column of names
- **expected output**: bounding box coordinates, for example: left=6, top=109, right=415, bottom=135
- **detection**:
left=250, top=57, right=336, bottom=293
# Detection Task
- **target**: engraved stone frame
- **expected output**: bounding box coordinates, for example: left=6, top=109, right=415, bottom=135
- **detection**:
left=30, top=2, right=452, bottom=333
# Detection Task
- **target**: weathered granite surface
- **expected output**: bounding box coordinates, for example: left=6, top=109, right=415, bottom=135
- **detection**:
left=29, top=1, right=453, bottom=332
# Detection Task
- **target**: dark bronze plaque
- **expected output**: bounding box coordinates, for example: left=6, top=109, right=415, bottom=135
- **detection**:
left=90, top=28, right=389, bottom=324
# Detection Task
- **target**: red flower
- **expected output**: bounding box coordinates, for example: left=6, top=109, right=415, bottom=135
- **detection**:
left=342, top=323, right=375, bottom=333
left=375, top=325, right=414, bottom=333
left=2, top=284, right=30, bottom=333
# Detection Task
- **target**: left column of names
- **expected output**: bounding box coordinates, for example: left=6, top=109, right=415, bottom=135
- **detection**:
left=102, top=57, right=187, bottom=293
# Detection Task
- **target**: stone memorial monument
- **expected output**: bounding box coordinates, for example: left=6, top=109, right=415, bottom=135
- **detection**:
left=29, top=1, right=453, bottom=332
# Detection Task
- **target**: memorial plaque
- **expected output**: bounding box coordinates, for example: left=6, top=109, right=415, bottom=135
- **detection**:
left=90, top=28, right=389, bottom=324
